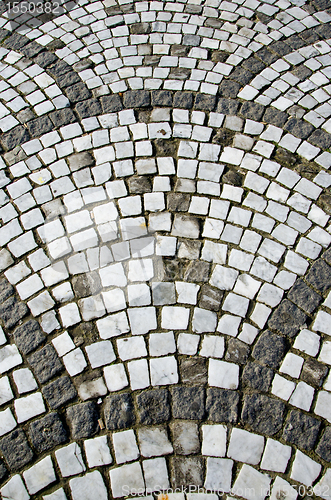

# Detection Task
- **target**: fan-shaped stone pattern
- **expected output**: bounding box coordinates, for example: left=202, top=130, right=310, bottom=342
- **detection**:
left=1, top=0, right=331, bottom=498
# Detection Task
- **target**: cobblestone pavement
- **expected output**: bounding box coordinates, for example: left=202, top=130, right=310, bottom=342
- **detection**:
left=0, top=0, right=331, bottom=498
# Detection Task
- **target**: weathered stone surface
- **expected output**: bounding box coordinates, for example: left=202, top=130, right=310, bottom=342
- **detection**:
left=21, top=41, right=43, bottom=57
left=0, top=279, right=14, bottom=303
left=163, top=259, right=184, bottom=281
left=42, top=376, right=77, bottom=410
left=50, top=108, right=76, bottom=127
left=0, top=296, right=28, bottom=329
left=180, top=358, right=208, bottom=385
left=263, top=108, right=288, bottom=127
left=183, top=34, right=201, bottom=46
left=154, top=138, right=178, bottom=156
left=75, top=99, right=102, bottom=118
left=167, top=193, right=190, bottom=212
left=199, top=285, right=223, bottom=311
left=252, top=331, right=287, bottom=368
left=136, top=389, right=170, bottom=425
left=268, top=300, right=307, bottom=338
left=309, top=129, right=331, bottom=149
left=1, top=126, right=30, bottom=151
left=306, top=260, right=331, bottom=294
left=170, top=421, right=200, bottom=455
left=288, top=279, right=322, bottom=314
left=28, top=413, right=67, bottom=453
left=316, top=427, right=331, bottom=462
left=72, top=272, right=102, bottom=299
left=206, top=388, right=239, bottom=423
left=34, top=51, right=57, bottom=68
left=284, top=118, right=314, bottom=139
left=171, top=387, right=205, bottom=420
left=242, top=362, right=274, bottom=392
left=242, top=57, right=265, bottom=74
left=27, top=116, right=53, bottom=137
left=0, top=460, right=7, bottom=481
left=123, top=90, right=150, bottom=108
left=194, top=94, right=216, bottom=111
left=151, top=90, right=173, bottom=107
left=184, top=261, right=210, bottom=283
left=222, top=170, right=243, bottom=187
left=67, top=152, right=94, bottom=172
left=65, top=82, right=92, bottom=103
left=274, top=148, right=297, bottom=168
left=283, top=410, right=321, bottom=451
left=66, top=402, right=99, bottom=439
left=173, top=92, right=193, bottom=109
left=301, top=358, right=328, bottom=388
left=104, top=393, right=135, bottom=430
left=101, top=95, right=123, bottom=113
left=225, top=339, right=250, bottom=364
left=240, top=101, right=265, bottom=120
left=171, top=457, right=203, bottom=488
left=13, top=319, right=45, bottom=355
left=130, top=22, right=151, bottom=34
left=128, top=176, right=152, bottom=194
left=219, top=80, right=241, bottom=98
left=28, top=345, right=63, bottom=384
left=0, top=429, right=33, bottom=471
left=241, top=394, right=285, bottom=436
left=217, top=98, right=239, bottom=115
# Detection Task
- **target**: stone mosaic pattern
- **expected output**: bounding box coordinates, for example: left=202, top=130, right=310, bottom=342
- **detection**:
left=0, top=0, right=331, bottom=498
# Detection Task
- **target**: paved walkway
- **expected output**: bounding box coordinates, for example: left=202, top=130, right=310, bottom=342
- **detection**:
left=0, top=0, right=331, bottom=498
